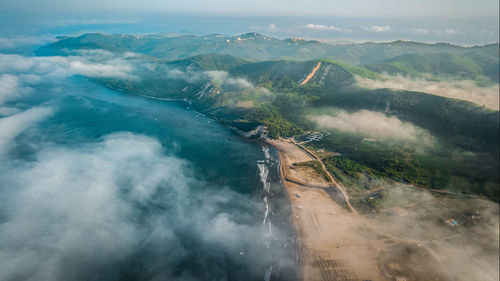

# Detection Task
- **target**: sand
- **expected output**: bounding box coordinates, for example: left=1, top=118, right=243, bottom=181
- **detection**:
left=267, top=138, right=452, bottom=281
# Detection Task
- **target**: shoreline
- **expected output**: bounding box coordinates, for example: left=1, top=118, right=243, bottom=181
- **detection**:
left=267, top=137, right=386, bottom=281
left=98, top=86, right=456, bottom=281
left=263, top=144, right=301, bottom=281
left=266, top=137, right=457, bottom=281
left=92, top=82, right=490, bottom=281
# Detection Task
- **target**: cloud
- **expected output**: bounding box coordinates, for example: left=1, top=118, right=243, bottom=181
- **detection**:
left=43, top=18, right=138, bottom=27
left=309, top=109, right=434, bottom=145
left=0, top=107, right=53, bottom=154
left=411, top=28, right=430, bottom=34
left=367, top=186, right=499, bottom=281
left=305, top=23, right=343, bottom=31
left=444, top=28, right=459, bottom=34
left=0, top=133, right=183, bottom=280
left=364, top=25, right=391, bottom=32
left=0, top=36, right=47, bottom=49
left=0, top=53, right=134, bottom=79
left=69, top=60, right=131, bottom=78
left=206, top=70, right=253, bottom=89
left=0, top=74, right=21, bottom=104
left=0, top=47, right=289, bottom=280
left=0, top=132, right=281, bottom=280
left=356, top=74, right=500, bottom=110
left=149, top=63, right=254, bottom=91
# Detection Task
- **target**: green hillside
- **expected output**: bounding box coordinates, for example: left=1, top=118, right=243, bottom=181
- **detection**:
left=36, top=33, right=496, bottom=65
left=172, top=54, right=250, bottom=71
left=365, top=47, right=499, bottom=84
left=36, top=34, right=500, bottom=200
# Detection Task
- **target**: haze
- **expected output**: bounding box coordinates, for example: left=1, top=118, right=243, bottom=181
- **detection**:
left=0, top=0, right=498, bottom=46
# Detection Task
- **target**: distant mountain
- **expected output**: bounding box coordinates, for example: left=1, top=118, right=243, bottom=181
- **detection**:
left=172, top=53, right=250, bottom=71
left=35, top=33, right=497, bottom=65
left=364, top=44, right=499, bottom=84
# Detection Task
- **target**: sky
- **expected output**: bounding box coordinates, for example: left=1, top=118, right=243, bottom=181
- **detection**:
left=0, top=0, right=498, bottom=45
left=1, top=0, right=498, bottom=18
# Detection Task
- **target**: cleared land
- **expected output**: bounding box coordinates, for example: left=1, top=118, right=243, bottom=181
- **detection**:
left=268, top=138, right=453, bottom=281
left=300, top=62, right=322, bottom=85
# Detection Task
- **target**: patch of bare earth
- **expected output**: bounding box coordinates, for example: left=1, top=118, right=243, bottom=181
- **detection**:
left=268, top=138, right=451, bottom=281
left=300, top=62, right=322, bottom=86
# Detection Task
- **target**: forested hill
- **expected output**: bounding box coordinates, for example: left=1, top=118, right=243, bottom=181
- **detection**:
left=36, top=32, right=499, bottom=64
left=36, top=34, right=500, bottom=200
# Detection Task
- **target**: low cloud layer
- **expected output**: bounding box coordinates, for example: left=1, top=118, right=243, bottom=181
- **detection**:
left=305, top=23, right=344, bottom=32
left=0, top=52, right=133, bottom=80
left=369, top=186, right=499, bottom=281
left=0, top=132, right=274, bottom=280
left=309, top=109, right=434, bottom=145
left=363, top=25, right=391, bottom=32
left=0, top=36, right=42, bottom=50
left=145, top=62, right=255, bottom=91
left=0, top=74, right=22, bottom=103
left=356, top=74, right=500, bottom=110
left=206, top=70, right=253, bottom=89
left=0, top=49, right=290, bottom=280
left=0, top=106, right=53, bottom=154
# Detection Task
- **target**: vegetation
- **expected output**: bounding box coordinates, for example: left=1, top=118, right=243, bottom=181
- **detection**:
left=364, top=47, right=499, bottom=85
left=308, top=131, right=499, bottom=200
left=41, top=34, right=500, bottom=200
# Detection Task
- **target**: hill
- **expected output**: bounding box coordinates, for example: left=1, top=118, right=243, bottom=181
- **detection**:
left=364, top=44, right=499, bottom=84
left=35, top=33, right=496, bottom=65
left=35, top=35, right=500, bottom=200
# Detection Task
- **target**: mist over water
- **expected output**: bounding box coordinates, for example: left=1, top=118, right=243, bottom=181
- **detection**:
left=0, top=53, right=296, bottom=280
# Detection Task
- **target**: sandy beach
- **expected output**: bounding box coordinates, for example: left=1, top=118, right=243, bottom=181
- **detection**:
left=267, top=138, right=452, bottom=281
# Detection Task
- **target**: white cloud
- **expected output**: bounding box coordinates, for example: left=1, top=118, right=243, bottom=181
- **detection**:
left=0, top=74, right=21, bottom=104
left=444, top=28, right=459, bottom=34
left=305, top=23, right=343, bottom=31
left=69, top=60, right=131, bottom=78
left=0, top=133, right=185, bottom=279
left=309, top=109, right=434, bottom=146
left=364, top=25, right=391, bottom=32
left=0, top=50, right=290, bottom=280
left=206, top=70, right=253, bottom=89
left=153, top=64, right=254, bottom=91
left=0, top=53, right=133, bottom=79
left=43, top=18, right=138, bottom=27
left=411, top=28, right=430, bottom=34
left=0, top=107, right=53, bottom=153
left=356, top=74, right=500, bottom=110
left=0, top=36, right=46, bottom=49
left=0, top=132, right=277, bottom=280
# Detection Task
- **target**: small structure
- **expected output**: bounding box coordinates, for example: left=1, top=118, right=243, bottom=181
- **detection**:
left=445, top=219, right=459, bottom=227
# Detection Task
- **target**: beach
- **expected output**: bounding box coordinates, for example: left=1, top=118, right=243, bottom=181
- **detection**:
left=267, top=138, right=452, bottom=281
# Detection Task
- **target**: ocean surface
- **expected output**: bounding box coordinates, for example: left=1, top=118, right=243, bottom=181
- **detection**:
left=0, top=71, right=297, bottom=280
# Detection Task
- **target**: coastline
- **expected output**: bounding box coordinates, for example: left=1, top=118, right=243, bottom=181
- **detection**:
left=266, top=137, right=457, bottom=281
left=267, top=137, right=386, bottom=281
left=95, top=86, right=455, bottom=281
left=261, top=144, right=301, bottom=281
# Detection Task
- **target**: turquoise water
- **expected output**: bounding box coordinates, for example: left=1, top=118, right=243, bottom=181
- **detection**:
left=0, top=76, right=296, bottom=280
